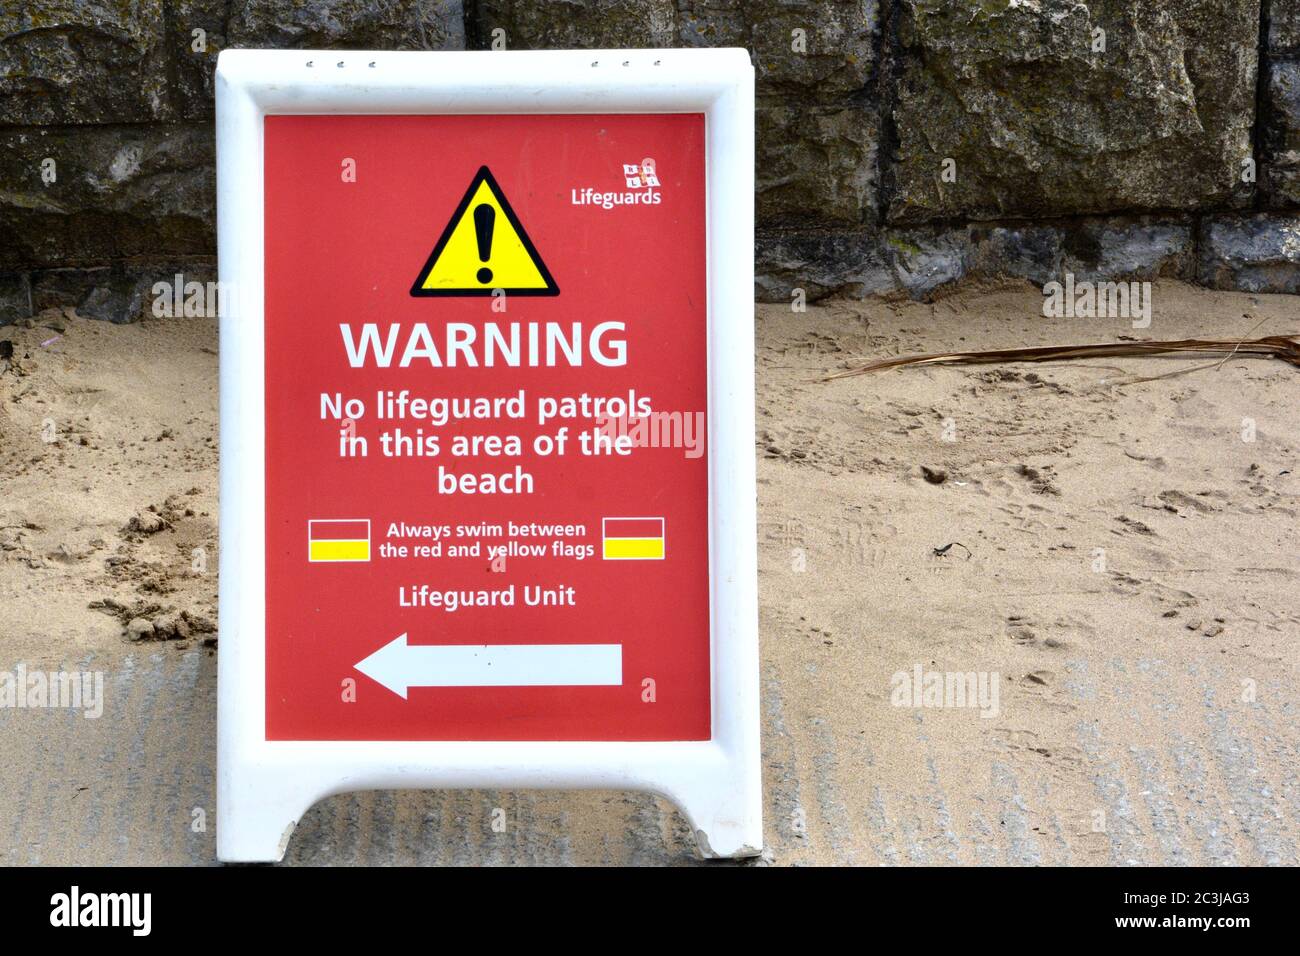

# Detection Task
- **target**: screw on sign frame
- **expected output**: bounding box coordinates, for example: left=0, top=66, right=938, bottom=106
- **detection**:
left=215, top=48, right=759, bottom=862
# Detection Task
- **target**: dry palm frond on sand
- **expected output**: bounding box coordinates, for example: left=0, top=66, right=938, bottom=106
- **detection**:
left=821, top=334, right=1300, bottom=381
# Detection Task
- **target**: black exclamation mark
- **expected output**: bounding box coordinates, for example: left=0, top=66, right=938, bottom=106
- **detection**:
left=473, top=203, right=495, bottom=284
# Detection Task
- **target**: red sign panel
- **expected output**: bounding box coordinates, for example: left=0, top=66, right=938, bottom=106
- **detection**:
left=262, top=114, right=710, bottom=741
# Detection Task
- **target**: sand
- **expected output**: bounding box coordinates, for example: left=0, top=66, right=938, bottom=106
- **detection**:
left=1, top=314, right=218, bottom=658
left=1, top=279, right=1297, bottom=865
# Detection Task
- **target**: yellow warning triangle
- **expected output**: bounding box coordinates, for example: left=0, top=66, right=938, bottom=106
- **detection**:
left=410, top=166, right=559, bottom=297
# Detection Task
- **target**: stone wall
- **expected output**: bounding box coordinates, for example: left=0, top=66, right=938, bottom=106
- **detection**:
left=2, top=1, right=1299, bottom=322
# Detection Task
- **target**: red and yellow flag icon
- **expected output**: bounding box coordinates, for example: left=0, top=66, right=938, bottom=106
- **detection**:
left=308, top=519, right=371, bottom=563
left=602, top=517, right=665, bottom=560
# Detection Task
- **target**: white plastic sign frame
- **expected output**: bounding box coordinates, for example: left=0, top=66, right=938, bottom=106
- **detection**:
left=215, top=48, right=759, bottom=862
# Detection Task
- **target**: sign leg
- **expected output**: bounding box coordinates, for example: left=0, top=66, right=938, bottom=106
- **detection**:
left=217, top=768, right=323, bottom=863
left=668, top=771, right=764, bottom=860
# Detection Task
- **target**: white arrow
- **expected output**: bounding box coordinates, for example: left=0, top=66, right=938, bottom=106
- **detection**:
left=354, top=633, right=623, bottom=699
